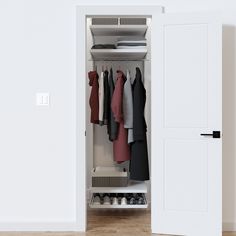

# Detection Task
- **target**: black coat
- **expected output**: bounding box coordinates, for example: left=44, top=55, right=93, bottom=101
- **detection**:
left=107, top=68, right=118, bottom=141
left=130, top=67, right=150, bottom=181
left=103, top=70, right=109, bottom=125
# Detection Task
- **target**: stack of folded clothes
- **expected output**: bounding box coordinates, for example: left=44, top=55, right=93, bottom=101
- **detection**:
left=116, top=38, right=147, bottom=49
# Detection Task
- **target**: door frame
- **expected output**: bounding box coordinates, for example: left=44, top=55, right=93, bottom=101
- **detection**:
left=76, top=5, right=164, bottom=231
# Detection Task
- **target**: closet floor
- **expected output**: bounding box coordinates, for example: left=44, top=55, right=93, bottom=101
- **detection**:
left=87, top=209, right=151, bottom=236
left=0, top=210, right=235, bottom=236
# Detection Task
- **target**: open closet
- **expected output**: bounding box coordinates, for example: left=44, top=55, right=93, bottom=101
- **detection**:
left=86, top=16, right=152, bottom=209
left=77, top=6, right=222, bottom=236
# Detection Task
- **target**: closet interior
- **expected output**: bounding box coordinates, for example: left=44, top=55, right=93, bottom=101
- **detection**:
left=86, top=16, right=152, bottom=209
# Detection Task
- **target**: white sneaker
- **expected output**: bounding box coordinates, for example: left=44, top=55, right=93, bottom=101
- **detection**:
left=103, top=196, right=111, bottom=205
left=121, top=197, right=127, bottom=205
left=112, top=197, right=119, bottom=205
left=93, top=196, right=101, bottom=205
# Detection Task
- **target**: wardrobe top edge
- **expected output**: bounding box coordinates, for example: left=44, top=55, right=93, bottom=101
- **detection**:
left=76, top=5, right=164, bottom=16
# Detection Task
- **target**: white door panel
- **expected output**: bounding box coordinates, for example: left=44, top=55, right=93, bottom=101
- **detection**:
left=164, top=24, right=208, bottom=128
left=164, top=139, right=208, bottom=212
left=151, top=14, right=222, bottom=236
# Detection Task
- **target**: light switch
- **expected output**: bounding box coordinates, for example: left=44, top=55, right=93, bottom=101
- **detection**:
left=36, top=93, right=50, bottom=106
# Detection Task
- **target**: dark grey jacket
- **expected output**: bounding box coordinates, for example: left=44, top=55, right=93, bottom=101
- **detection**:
left=107, top=68, right=118, bottom=141
left=103, top=70, right=109, bottom=125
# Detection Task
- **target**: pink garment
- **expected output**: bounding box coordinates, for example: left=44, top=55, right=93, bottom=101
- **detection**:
left=111, top=71, right=131, bottom=163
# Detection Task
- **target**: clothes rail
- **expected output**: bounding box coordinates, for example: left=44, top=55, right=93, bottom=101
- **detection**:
left=89, top=59, right=150, bottom=61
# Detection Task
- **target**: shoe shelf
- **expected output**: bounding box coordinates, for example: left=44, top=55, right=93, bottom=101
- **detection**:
left=89, top=193, right=148, bottom=209
left=90, top=181, right=147, bottom=193
left=90, top=48, right=147, bottom=60
left=90, top=25, right=148, bottom=36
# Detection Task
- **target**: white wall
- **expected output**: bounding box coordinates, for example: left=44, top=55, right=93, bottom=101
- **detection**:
left=0, top=0, right=77, bottom=230
left=0, top=0, right=235, bottom=231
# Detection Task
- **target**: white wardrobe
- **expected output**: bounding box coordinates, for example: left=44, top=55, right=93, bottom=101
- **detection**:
left=76, top=6, right=222, bottom=236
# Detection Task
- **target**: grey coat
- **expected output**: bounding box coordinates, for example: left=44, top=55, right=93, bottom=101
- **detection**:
left=123, top=70, right=134, bottom=143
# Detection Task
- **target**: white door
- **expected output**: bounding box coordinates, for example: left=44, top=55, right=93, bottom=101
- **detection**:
left=151, top=14, right=222, bottom=236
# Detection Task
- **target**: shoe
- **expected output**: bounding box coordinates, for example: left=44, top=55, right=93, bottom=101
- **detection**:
left=129, top=197, right=136, bottom=205
left=121, top=197, right=127, bottom=205
left=103, top=195, right=111, bottom=205
left=137, top=197, right=144, bottom=205
left=93, top=196, right=101, bottom=205
left=112, top=197, right=119, bottom=205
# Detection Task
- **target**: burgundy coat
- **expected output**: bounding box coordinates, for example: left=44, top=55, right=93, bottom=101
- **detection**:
left=88, top=71, right=99, bottom=124
left=111, top=71, right=131, bottom=163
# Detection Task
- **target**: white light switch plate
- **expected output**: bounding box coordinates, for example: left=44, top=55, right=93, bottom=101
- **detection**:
left=36, top=93, right=50, bottom=106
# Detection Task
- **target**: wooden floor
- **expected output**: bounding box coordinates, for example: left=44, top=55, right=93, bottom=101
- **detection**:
left=0, top=210, right=235, bottom=236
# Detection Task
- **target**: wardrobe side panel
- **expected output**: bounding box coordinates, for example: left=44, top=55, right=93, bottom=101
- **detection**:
left=86, top=18, right=94, bottom=198
left=144, top=17, right=152, bottom=204
left=76, top=7, right=87, bottom=231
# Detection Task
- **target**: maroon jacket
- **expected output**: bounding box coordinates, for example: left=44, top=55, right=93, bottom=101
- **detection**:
left=88, top=71, right=99, bottom=124
left=111, top=71, right=130, bottom=163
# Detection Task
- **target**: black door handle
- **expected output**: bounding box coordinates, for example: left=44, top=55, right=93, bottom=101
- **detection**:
left=200, top=131, right=221, bottom=138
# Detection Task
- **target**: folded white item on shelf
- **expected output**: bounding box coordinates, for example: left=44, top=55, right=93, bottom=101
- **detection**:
left=116, top=46, right=147, bottom=49
left=116, top=40, right=146, bottom=44
left=116, top=39, right=147, bottom=49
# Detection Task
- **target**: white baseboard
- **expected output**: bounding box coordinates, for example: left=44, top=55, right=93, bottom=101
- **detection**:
left=0, top=222, right=82, bottom=231
left=223, top=222, right=236, bottom=231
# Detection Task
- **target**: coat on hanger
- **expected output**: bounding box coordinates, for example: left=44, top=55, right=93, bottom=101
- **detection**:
left=107, top=68, right=118, bottom=141
left=98, top=71, right=104, bottom=125
left=111, top=70, right=131, bottom=163
left=123, top=69, right=134, bottom=144
left=88, top=71, right=99, bottom=124
left=130, top=67, right=150, bottom=181
left=103, top=70, right=109, bottom=125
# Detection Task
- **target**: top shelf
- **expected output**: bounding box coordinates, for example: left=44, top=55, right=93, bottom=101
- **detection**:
left=90, top=25, right=148, bottom=36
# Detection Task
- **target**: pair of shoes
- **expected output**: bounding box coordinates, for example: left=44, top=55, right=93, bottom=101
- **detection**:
left=112, top=197, right=127, bottom=205
left=93, top=194, right=111, bottom=205
left=127, top=193, right=145, bottom=205
left=137, top=197, right=145, bottom=205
